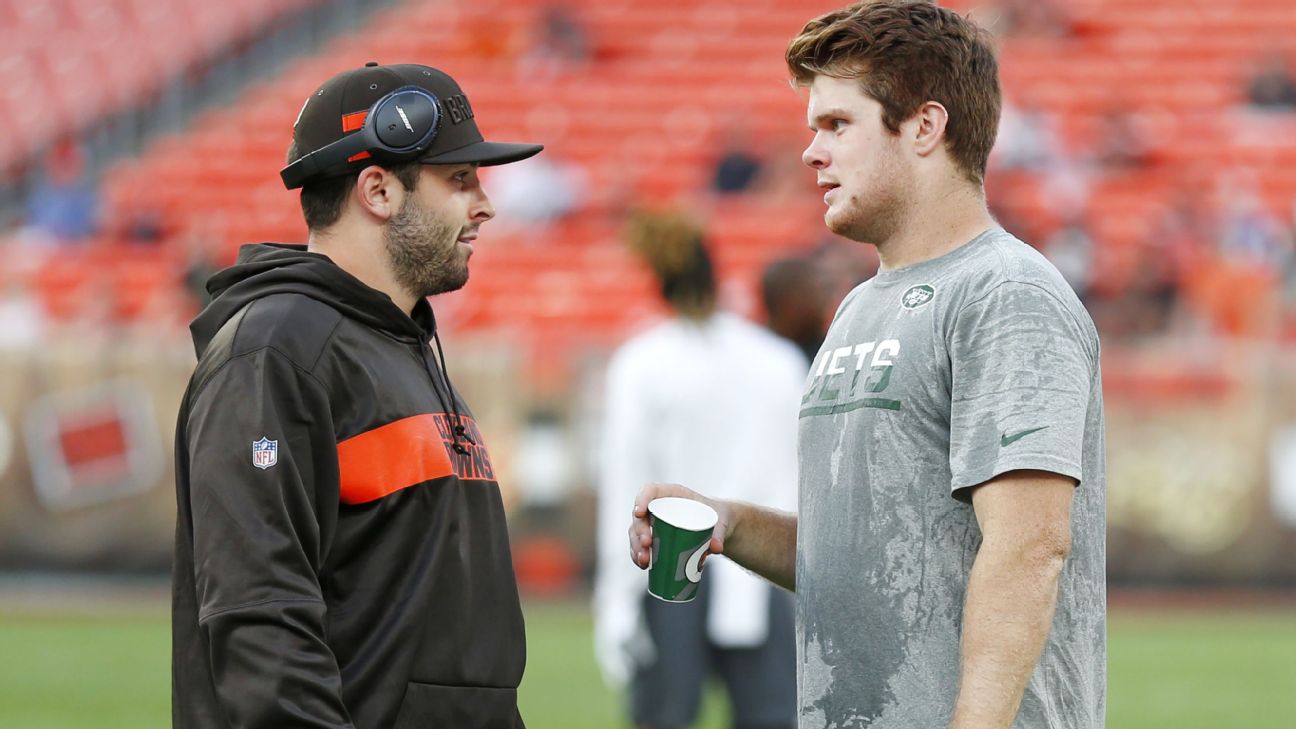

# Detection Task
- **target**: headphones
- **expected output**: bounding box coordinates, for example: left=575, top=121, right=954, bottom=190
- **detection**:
left=280, top=86, right=443, bottom=189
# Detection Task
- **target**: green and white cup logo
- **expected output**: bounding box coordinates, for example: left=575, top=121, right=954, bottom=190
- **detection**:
left=647, top=497, right=718, bottom=603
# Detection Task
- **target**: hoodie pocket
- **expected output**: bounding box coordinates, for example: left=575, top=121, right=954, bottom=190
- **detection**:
left=393, top=682, right=521, bottom=729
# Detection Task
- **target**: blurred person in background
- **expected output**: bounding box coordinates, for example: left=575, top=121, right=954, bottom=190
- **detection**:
left=1124, top=241, right=1181, bottom=336
left=537, top=4, right=592, bottom=64
left=1093, top=108, right=1153, bottom=170
left=1282, top=198, right=1296, bottom=318
left=19, top=139, right=98, bottom=245
left=760, top=253, right=832, bottom=366
left=1144, top=187, right=1215, bottom=336
left=520, top=3, right=593, bottom=79
left=487, top=152, right=587, bottom=226
left=1245, top=52, right=1296, bottom=110
left=710, top=125, right=765, bottom=195
left=990, top=95, right=1092, bottom=228
left=179, top=220, right=228, bottom=312
left=990, top=0, right=1075, bottom=39
left=628, top=3, right=1107, bottom=729
left=1042, top=217, right=1097, bottom=306
left=172, top=63, right=543, bottom=729
left=992, top=96, right=1063, bottom=173
left=1217, top=174, right=1291, bottom=271
left=0, top=275, right=45, bottom=352
left=595, top=210, right=803, bottom=729
left=808, top=234, right=880, bottom=307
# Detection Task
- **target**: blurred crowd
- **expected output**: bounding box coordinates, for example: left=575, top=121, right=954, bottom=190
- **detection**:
left=990, top=90, right=1296, bottom=342
left=4, top=2, right=1296, bottom=348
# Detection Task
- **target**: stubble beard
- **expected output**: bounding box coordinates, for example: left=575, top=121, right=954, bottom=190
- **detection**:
left=384, top=196, right=468, bottom=299
left=826, top=142, right=910, bottom=247
left=828, top=185, right=905, bottom=246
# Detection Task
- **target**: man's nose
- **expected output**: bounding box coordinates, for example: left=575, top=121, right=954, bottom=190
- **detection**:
left=802, top=138, right=828, bottom=169
left=472, top=189, right=496, bottom=223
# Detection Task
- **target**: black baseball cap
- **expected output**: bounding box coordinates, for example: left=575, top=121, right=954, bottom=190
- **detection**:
left=281, top=62, right=543, bottom=189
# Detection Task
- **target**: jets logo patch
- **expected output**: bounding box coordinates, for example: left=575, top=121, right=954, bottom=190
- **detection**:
left=901, top=284, right=935, bottom=310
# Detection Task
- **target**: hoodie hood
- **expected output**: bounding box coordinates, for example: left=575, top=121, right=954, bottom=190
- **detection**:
left=191, top=243, right=436, bottom=358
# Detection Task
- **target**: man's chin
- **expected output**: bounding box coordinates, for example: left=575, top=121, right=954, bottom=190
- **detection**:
left=825, top=210, right=863, bottom=242
left=420, top=270, right=470, bottom=298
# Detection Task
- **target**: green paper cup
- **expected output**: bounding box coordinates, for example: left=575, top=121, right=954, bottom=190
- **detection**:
left=647, top=497, right=718, bottom=603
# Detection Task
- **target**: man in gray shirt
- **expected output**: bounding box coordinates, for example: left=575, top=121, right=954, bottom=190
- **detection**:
left=628, top=2, right=1105, bottom=728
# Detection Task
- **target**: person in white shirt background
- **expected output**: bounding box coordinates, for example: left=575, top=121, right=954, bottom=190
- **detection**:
left=594, top=209, right=813, bottom=729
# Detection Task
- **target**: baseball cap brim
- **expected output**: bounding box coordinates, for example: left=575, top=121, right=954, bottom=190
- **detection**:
left=421, top=140, right=544, bottom=167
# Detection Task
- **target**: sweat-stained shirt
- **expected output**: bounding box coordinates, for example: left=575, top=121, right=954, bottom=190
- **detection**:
left=795, top=228, right=1106, bottom=729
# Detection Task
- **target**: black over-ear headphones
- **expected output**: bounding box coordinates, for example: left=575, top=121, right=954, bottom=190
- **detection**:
left=280, top=86, right=443, bottom=189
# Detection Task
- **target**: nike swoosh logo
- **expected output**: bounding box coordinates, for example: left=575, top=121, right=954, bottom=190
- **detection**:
left=1001, top=426, right=1049, bottom=447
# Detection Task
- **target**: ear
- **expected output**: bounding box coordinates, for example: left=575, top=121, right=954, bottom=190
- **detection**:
left=912, top=101, right=950, bottom=158
left=354, top=165, right=405, bottom=222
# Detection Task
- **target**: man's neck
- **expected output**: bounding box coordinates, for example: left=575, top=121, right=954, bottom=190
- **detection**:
left=307, top=228, right=416, bottom=314
left=874, top=181, right=997, bottom=272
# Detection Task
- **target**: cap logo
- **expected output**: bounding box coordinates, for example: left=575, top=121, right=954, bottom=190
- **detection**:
left=293, top=95, right=312, bottom=129
left=444, top=94, right=475, bottom=124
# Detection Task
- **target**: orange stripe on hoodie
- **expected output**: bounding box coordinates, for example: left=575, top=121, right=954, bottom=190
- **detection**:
left=336, top=413, right=470, bottom=504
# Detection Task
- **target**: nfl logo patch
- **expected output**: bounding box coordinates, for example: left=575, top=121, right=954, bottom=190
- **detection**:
left=252, top=437, right=278, bottom=470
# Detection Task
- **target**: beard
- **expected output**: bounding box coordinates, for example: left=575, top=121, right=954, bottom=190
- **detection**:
left=825, top=141, right=911, bottom=247
left=384, top=196, right=468, bottom=299
left=827, top=184, right=906, bottom=245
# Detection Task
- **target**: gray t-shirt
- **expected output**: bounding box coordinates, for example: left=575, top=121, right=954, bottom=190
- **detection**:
left=796, top=228, right=1105, bottom=729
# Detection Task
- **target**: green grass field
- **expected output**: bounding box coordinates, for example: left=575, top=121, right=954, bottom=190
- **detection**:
left=1, top=598, right=1293, bottom=728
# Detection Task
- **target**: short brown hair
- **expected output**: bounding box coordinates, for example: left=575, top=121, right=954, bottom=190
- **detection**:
left=786, top=0, right=1001, bottom=184
left=286, top=141, right=421, bottom=231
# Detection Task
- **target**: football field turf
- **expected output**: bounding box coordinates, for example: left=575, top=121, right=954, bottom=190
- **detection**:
left=0, top=598, right=1293, bottom=728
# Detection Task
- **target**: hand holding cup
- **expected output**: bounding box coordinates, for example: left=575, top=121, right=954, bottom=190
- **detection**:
left=628, top=484, right=732, bottom=601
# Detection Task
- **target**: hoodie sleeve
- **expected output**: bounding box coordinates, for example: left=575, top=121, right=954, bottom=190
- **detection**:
left=184, top=347, right=354, bottom=729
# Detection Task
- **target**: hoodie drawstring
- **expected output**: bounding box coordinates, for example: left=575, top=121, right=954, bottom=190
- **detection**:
left=426, top=332, right=472, bottom=455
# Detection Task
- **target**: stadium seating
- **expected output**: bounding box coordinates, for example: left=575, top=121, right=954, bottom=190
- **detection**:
left=0, top=0, right=321, bottom=173
left=8, top=0, right=1296, bottom=352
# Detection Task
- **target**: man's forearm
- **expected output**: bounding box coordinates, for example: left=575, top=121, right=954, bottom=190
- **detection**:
left=950, top=541, right=1067, bottom=729
left=721, top=501, right=797, bottom=592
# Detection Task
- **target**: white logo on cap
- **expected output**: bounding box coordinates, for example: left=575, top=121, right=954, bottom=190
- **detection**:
left=293, top=94, right=314, bottom=129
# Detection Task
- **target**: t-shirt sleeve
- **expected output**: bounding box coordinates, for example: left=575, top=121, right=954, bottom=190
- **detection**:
left=947, top=280, right=1095, bottom=500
